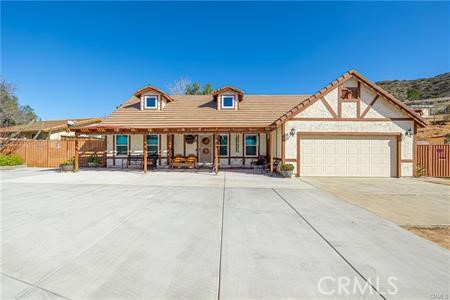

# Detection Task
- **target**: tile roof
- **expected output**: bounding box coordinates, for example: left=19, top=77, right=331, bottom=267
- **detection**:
left=101, top=95, right=310, bottom=129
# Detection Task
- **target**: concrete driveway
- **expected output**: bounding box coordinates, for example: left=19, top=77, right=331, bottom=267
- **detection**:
left=301, top=177, right=450, bottom=226
left=1, top=169, right=448, bottom=299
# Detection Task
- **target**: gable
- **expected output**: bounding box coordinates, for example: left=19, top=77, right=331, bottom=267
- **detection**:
left=296, top=98, right=335, bottom=118
left=285, top=71, right=424, bottom=125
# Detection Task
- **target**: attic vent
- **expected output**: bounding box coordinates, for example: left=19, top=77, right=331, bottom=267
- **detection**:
left=341, top=87, right=359, bottom=99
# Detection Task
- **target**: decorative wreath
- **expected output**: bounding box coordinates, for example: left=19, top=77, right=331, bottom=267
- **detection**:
left=185, top=135, right=195, bottom=144
left=202, top=148, right=210, bottom=155
left=201, top=137, right=210, bottom=145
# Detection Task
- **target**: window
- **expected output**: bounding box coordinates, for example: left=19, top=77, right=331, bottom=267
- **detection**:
left=245, top=134, right=258, bottom=156
left=147, top=134, right=159, bottom=155
left=144, top=95, right=158, bottom=109
left=221, top=95, right=235, bottom=108
left=115, top=135, right=128, bottom=155
left=219, top=134, right=228, bottom=156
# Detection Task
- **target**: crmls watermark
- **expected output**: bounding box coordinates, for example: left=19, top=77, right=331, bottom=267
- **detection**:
left=317, top=276, right=398, bottom=296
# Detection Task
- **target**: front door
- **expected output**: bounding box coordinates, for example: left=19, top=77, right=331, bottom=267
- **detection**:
left=198, top=134, right=212, bottom=165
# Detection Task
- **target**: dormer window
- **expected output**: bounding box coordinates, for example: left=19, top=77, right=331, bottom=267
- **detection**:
left=221, top=95, right=235, bottom=109
left=213, top=86, right=244, bottom=110
left=144, top=95, right=159, bottom=109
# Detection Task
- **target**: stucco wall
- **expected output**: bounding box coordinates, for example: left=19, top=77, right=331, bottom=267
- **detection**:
left=281, top=76, right=417, bottom=177
left=49, top=131, right=76, bottom=140
left=284, top=120, right=415, bottom=176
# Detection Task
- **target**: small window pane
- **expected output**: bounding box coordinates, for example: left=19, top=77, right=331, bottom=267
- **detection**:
left=219, top=135, right=228, bottom=145
left=245, top=146, right=257, bottom=156
left=245, top=135, right=257, bottom=145
left=117, top=145, right=128, bottom=155
left=148, top=145, right=158, bottom=155
left=147, top=135, right=158, bottom=145
left=223, top=96, right=234, bottom=107
left=146, top=97, right=157, bottom=108
left=219, top=135, right=228, bottom=156
left=116, top=135, right=128, bottom=145
left=147, top=135, right=158, bottom=155
left=245, top=135, right=257, bottom=156
left=220, top=145, right=228, bottom=156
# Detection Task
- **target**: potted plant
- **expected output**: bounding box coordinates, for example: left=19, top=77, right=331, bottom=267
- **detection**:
left=60, top=158, right=74, bottom=172
left=280, top=163, right=294, bottom=178
left=87, top=154, right=101, bottom=167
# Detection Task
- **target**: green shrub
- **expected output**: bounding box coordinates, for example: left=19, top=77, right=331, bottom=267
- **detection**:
left=0, top=154, right=25, bottom=166
left=60, top=158, right=74, bottom=166
left=87, top=154, right=101, bottom=164
left=280, top=163, right=294, bottom=171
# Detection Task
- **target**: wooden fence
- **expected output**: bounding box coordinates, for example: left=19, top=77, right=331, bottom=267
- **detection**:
left=416, top=144, right=450, bottom=177
left=2, top=139, right=106, bottom=168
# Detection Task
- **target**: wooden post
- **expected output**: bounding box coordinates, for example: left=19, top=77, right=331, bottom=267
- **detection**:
left=269, top=131, right=274, bottom=173
left=143, top=133, right=147, bottom=173
left=74, top=135, right=79, bottom=172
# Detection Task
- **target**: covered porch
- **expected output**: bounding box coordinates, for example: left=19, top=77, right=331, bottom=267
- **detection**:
left=73, top=126, right=284, bottom=174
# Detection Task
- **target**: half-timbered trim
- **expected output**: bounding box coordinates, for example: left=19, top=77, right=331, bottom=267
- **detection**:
left=272, top=70, right=426, bottom=127
left=320, top=97, right=338, bottom=118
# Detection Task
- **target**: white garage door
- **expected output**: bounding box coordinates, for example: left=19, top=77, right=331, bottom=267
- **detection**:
left=300, top=136, right=397, bottom=177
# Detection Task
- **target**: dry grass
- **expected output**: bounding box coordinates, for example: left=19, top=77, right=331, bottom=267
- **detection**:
left=402, top=226, right=450, bottom=250
left=417, top=121, right=449, bottom=144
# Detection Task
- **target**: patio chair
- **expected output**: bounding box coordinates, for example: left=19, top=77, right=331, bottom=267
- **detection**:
left=263, top=159, right=280, bottom=176
left=251, top=155, right=267, bottom=174
left=122, top=154, right=144, bottom=169
left=147, top=154, right=158, bottom=170
left=171, top=154, right=186, bottom=168
left=186, top=155, right=197, bottom=169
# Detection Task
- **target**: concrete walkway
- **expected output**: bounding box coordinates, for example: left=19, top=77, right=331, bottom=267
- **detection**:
left=1, top=169, right=448, bottom=299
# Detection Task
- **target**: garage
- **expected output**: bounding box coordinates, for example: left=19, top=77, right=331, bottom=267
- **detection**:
left=298, top=134, right=399, bottom=177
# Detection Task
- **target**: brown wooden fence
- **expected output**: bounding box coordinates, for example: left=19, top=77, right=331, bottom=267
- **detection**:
left=416, top=144, right=450, bottom=177
left=2, top=139, right=105, bottom=168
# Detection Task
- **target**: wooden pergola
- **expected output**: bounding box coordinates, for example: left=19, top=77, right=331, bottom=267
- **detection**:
left=73, top=125, right=278, bottom=175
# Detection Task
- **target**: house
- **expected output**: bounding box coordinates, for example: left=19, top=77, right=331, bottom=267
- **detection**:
left=75, top=70, right=427, bottom=177
left=3, top=118, right=102, bottom=140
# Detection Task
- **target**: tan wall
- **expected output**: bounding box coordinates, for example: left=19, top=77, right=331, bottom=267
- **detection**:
left=173, top=134, right=183, bottom=155
left=185, top=135, right=197, bottom=156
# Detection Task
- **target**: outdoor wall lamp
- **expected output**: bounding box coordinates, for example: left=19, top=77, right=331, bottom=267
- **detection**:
left=405, top=128, right=412, bottom=137
left=289, top=128, right=296, bottom=137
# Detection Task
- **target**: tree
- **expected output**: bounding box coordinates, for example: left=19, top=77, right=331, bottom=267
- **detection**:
left=202, top=83, right=214, bottom=95
left=186, top=82, right=201, bottom=95
left=0, top=78, right=38, bottom=127
left=169, top=78, right=214, bottom=95
left=168, top=77, right=191, bottom=95
left=407, top=89, right=422, bottom=101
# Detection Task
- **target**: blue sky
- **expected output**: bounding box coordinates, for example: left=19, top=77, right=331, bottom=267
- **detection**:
left=1, top=1, right=449, bottom=120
